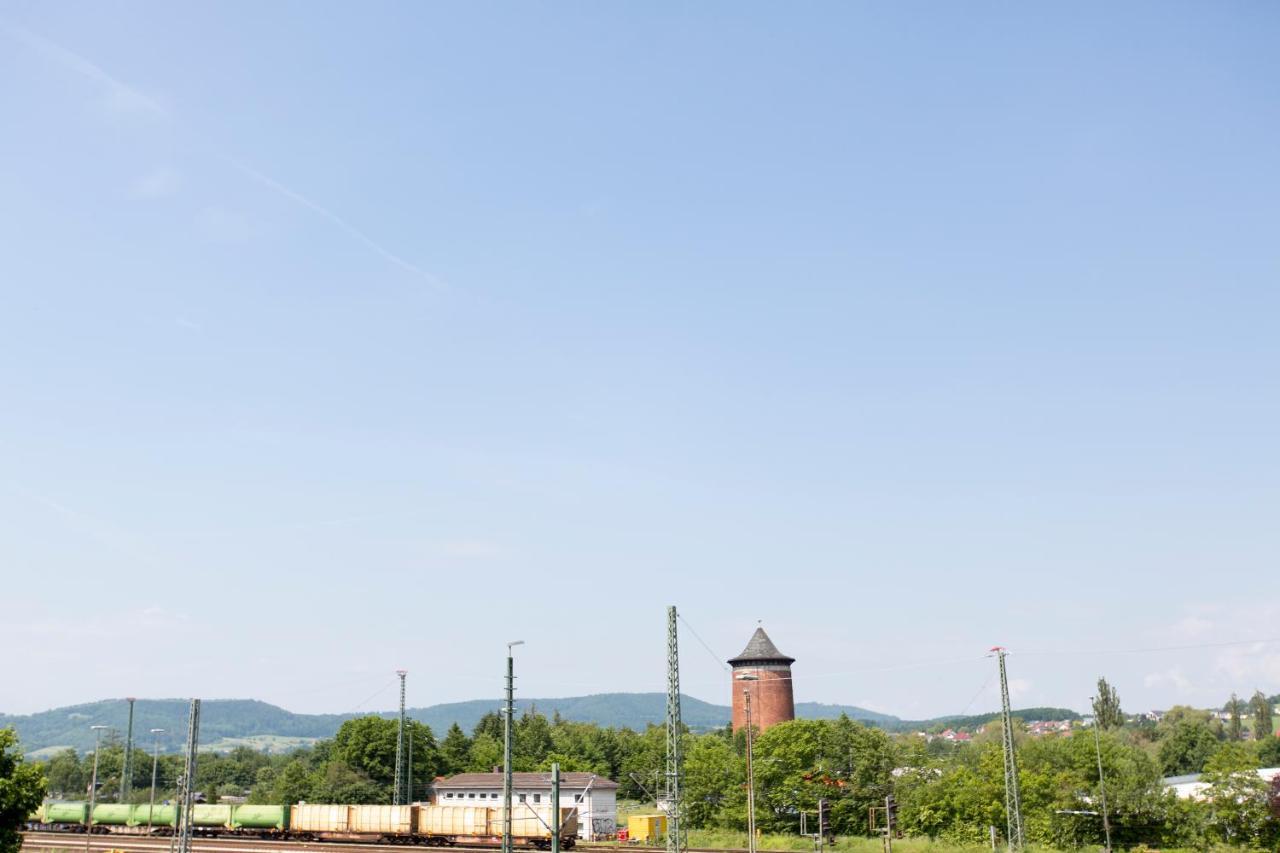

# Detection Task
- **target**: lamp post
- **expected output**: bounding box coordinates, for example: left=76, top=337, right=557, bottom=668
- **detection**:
left=737, top=674, right=759, bottom=853
left=503, top=640, right=525, bottom=853
left=1089, top=700, right=1112, bottom=853
left=147, top=729, right=166, bottom=833
left=86, top=725, right=108, bottom=853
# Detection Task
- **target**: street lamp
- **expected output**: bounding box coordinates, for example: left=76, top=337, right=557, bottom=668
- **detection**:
left=503, top=641, right=525, bottom=853
left=86, top=725, right=109, bottom=853
left=147, top=729, right=166, bottom=833
left=737, top=674, right=760, bottom=853
left=1089, top=699, right=1112, bottom=853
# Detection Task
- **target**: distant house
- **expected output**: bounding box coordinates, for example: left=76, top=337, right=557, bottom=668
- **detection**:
left=431, top=772, right=618, bottom=840
left=933, top=729, right=972, bottom=742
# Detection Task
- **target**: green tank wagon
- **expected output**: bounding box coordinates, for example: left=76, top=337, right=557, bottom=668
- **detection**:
left=43, top=802, right=88, bottom=824
left=130, top=804, right=176, bottom=828
left=191, top=804, right=233, bottom=827
left=231, top=804, right=288, bottom=830
left=90, top=804, right=134, bottom=826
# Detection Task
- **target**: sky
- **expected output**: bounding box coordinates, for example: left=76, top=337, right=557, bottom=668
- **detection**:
left=1, top=1, right=1278, bottom=722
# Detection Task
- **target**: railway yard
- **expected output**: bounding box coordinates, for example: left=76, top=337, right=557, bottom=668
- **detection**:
left=18, top=836, right=701, bottom=853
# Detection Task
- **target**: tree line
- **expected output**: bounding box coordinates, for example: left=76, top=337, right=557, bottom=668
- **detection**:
left=16, top=681, right=1280, bottom=850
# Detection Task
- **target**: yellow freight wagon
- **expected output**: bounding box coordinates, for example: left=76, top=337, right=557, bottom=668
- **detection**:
left=627, top=814, right=667, bottom=843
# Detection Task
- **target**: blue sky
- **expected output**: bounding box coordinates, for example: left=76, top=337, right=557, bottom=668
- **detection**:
left=2, top=2, right=1278, bottom=721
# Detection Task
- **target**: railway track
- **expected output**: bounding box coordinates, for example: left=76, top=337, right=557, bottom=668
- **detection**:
left=20, top=835, right=755, bottom=853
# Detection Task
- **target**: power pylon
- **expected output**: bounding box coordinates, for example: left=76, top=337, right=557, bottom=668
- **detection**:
left=664, top=606, right=683, bottom=853
left=168, top=699, right=201, bottom=853
left=121, top=698, right=136, bottom=802
left=992, top=648, right=1024, bottom=851
left=393, top=670, right=408, bottom=806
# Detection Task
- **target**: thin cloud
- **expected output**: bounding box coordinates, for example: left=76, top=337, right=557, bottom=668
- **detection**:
left=4, top=21, right=440, bottom=286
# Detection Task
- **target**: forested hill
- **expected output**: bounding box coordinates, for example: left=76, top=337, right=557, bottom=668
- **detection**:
left=2, top=694, right=1075, bottom=756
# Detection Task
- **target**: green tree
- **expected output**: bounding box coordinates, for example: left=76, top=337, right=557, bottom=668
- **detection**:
left=0, top=728, right=47, bottom=853
left=682, top=735, right=741, bottom=829
left=751, top=716, right=895, bottom=836
left=1226, top=693, right=1246, bottom=741
left=514, top=711, right=554, bottom=770
left=467, top=733, right=502, bottom=773
left=1203, top=741, right=1258, bottom=775
left=329, top=715, right=438, bottom=800
left=1092, top=677, right=1124, bottom=730
left=1252, top=690, right=1274, bottom=741
left=309, top=761, right=383, bottom=803
left=1201, top=764, right=1275, bottom=846
left=260, top=758, right=313, bottom=805
left=42, top=748, right=85, bottom=799
left=472, top=712, right=504, bottom=742
left=440, top=724, right=471, bottom=776
left=617, top=725, right=666, bottom=802
left=1158, top=716, right=1222, bottom=775
left=1257, top=733, right=1280, bottom=767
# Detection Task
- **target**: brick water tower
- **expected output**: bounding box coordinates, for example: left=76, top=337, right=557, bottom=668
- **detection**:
left=730, top=626, right=795, bottom=732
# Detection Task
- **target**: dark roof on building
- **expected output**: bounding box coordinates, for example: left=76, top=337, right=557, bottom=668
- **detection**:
left=729, top=627, right=795, bottom=666
left=438, top=772, right=619, bottom=790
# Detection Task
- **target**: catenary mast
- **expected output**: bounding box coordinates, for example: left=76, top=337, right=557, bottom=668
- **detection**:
left=665, top=606, right=684, bottom=853
left=993, top=648, right=1024, bottom=851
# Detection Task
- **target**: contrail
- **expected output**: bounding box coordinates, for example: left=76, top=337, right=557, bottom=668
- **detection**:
left=3, top=21, right=441, bottom=286
left=221, top=154, right=442, bottom=285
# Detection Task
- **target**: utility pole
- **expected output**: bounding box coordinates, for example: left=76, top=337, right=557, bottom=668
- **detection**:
left=551, top=763, right=561, bottom=853
left=743, top=687, right=757, bottom=853
left=407, top=727, right=414, bottom=804
left=503, top=640, right=525, bottom=853
left=147, top=728, right=165, bottom=833
left=393, top=670, right=408, bottom=806
left=121, top=698, right=136, bottom=802
left=169, top=699, right=201, bottom=853
left=1089, top=701, right=1112, bottom=853
left=85, top=725, right=108, bottom=853
left=992, top=648, right=1024, bottom=852
left=665, top=606, right=684, bottom=853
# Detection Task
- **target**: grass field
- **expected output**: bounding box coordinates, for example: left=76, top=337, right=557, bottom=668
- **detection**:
left=683, top=831, right=996, bottom=853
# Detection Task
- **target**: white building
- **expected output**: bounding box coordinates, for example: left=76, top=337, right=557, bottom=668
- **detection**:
left=1162, top=768, right=1280, bottom=800
left=432, top=772, right=618, bottom=840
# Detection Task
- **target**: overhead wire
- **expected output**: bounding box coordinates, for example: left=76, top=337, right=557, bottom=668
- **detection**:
left=1014, top=636, right=1280, bottom=657
left=677, top=612, right=732, bottom=673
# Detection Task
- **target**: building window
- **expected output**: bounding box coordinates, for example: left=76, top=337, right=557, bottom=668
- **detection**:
left=533, top=794, right=541, bottom=803
left=445, top=793, right=454, bottom=799
left=468, top=793, right=476, bottom=799
left=518, top=794, right=526, bottom=803
left=574, top=794, right=582, bottom=803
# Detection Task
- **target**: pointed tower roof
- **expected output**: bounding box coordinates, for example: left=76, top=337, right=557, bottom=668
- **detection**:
left=729, top=626, right=795, bottom=666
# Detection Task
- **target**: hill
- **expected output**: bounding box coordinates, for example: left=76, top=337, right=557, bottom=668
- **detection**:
left=1, top=694, right=1075, bottom=756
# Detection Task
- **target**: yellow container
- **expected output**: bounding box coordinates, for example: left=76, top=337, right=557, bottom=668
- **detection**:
left=349, top=805, right=417, bottom=834
left=290, top=804, right=350, bottom=833
left=492, top=804, right=552, bottom=838
left=628, top=814, right=667, bottom=843
left=418, top=805, right=493, bottom=837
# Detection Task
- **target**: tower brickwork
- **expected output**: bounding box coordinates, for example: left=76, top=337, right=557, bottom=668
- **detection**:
left=729, top=627, right=795, bottom=732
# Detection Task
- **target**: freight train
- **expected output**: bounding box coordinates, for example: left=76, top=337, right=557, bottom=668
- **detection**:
left=26, top=802, right=578, bottom=849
